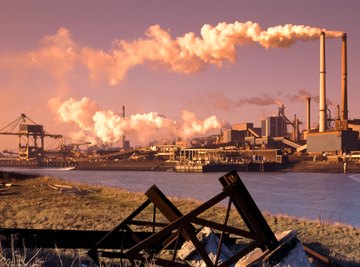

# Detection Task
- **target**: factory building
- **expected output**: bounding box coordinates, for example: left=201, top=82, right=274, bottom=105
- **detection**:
left=261, top=117, right=286, bottom=138
left=221, top=123, right=261, bottom=144
left=191, top=135, right=220, bottom=147
left=221, top=129, right=246, bottom=144
left=307, top=130, right=358, bottom=154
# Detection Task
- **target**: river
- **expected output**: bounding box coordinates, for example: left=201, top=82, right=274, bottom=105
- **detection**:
left=3, top=168, right=360, bottom=228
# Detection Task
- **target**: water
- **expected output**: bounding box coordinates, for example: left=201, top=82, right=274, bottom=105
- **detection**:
left=3, top=167, right=360, bottom=227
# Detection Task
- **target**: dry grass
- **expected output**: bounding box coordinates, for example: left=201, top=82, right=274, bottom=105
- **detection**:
left=0, top=174, right=359, bottom=266
left=0, top=239, right=43, bottom=267
left=0, top=176, right=146, bottom=230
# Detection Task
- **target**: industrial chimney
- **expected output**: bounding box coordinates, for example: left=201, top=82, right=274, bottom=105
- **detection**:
left=319, top=31, right=327, bottom=132
left=341, top=33, right=348, bottom=122
left=306, top=97, right=311, bottom=131
left=122, top=105, right=126, bottom=149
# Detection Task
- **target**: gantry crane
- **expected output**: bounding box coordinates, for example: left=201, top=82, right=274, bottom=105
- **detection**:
left=0, top=114, right=62, bottom=160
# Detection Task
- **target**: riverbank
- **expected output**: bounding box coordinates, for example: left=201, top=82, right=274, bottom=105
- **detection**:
left=0, top=171, right=359, bottom=266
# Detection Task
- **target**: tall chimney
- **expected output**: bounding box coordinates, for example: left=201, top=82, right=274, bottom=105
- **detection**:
left=122, top=105, right=126, bottom=149
left=341, top=33, right=348, bottom=121
left=319, top=31, right=327, bottom=132
left=306, top=97, right=311, bottom=131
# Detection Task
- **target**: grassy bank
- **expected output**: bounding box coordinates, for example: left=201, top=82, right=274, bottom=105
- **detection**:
left=0, top=172, right=359, bottom=266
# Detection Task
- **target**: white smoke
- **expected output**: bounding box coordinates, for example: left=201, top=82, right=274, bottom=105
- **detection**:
left=29, top=27, right=77, bottom=78
left=57, top=97, right=98, bottom=131
left=181, top=110, right=222, bottom=138
left=3, top=22, right=341, bottom=86
left=81, top=21, right=342, bottom=85
left=57, top=97, right=222, bottom=145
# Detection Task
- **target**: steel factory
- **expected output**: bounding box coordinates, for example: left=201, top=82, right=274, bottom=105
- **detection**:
left=1, top=32, right=359, bottom=172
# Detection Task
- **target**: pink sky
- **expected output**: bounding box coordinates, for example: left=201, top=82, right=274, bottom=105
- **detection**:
left=0, top=0, right=359, bottom=148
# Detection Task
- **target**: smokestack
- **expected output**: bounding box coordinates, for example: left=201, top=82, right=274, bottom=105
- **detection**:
left=306, top=97, right=311, bottom=131
left=341, top=33, right=348, bottom=121
left=319, top=31, right=327, bottom=132
left=122, top=105, right=126, bottom=149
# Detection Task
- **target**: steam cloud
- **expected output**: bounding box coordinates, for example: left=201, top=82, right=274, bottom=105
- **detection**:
left=1, top=21, right=342, bottom=86
left=82, top=22, right=342, bottom=85
left=57, top=97, right=222, bottom=144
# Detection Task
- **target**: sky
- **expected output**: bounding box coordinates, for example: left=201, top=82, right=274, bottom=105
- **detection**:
left=0, top=0, right=359, bottom=149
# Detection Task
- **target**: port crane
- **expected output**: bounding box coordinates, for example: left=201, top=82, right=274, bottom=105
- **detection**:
left=0, top=114, right=63, bottom=160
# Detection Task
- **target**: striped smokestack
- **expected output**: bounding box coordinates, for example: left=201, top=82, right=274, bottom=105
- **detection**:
left=341, top=33, right=348, bottom=121
left=319, top=31, right=327, bottom=132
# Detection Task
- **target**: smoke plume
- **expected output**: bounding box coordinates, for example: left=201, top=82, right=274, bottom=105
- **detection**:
left=205, top=92, right=283, bottom=111
left=181, top=110, right=222, bottom=137
left=1, top=22, right=341, bottom=86
left=235, top=95, right=283, bottom=107
left=57, top=97, right=222, bottom=144
left=82, top=22, right=342, bottom=85
left=289, top=89, right=337, bottom=106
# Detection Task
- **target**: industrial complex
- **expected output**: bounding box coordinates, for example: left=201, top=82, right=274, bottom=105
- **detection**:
left=1, top=32, right=359, bottom=172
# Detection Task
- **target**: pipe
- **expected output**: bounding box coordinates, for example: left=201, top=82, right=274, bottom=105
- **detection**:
left=306, top=97, right=311, bottom=131
left=341, top=33, right=348, bottom=121
left=319, top=31, right=327, bottom=132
